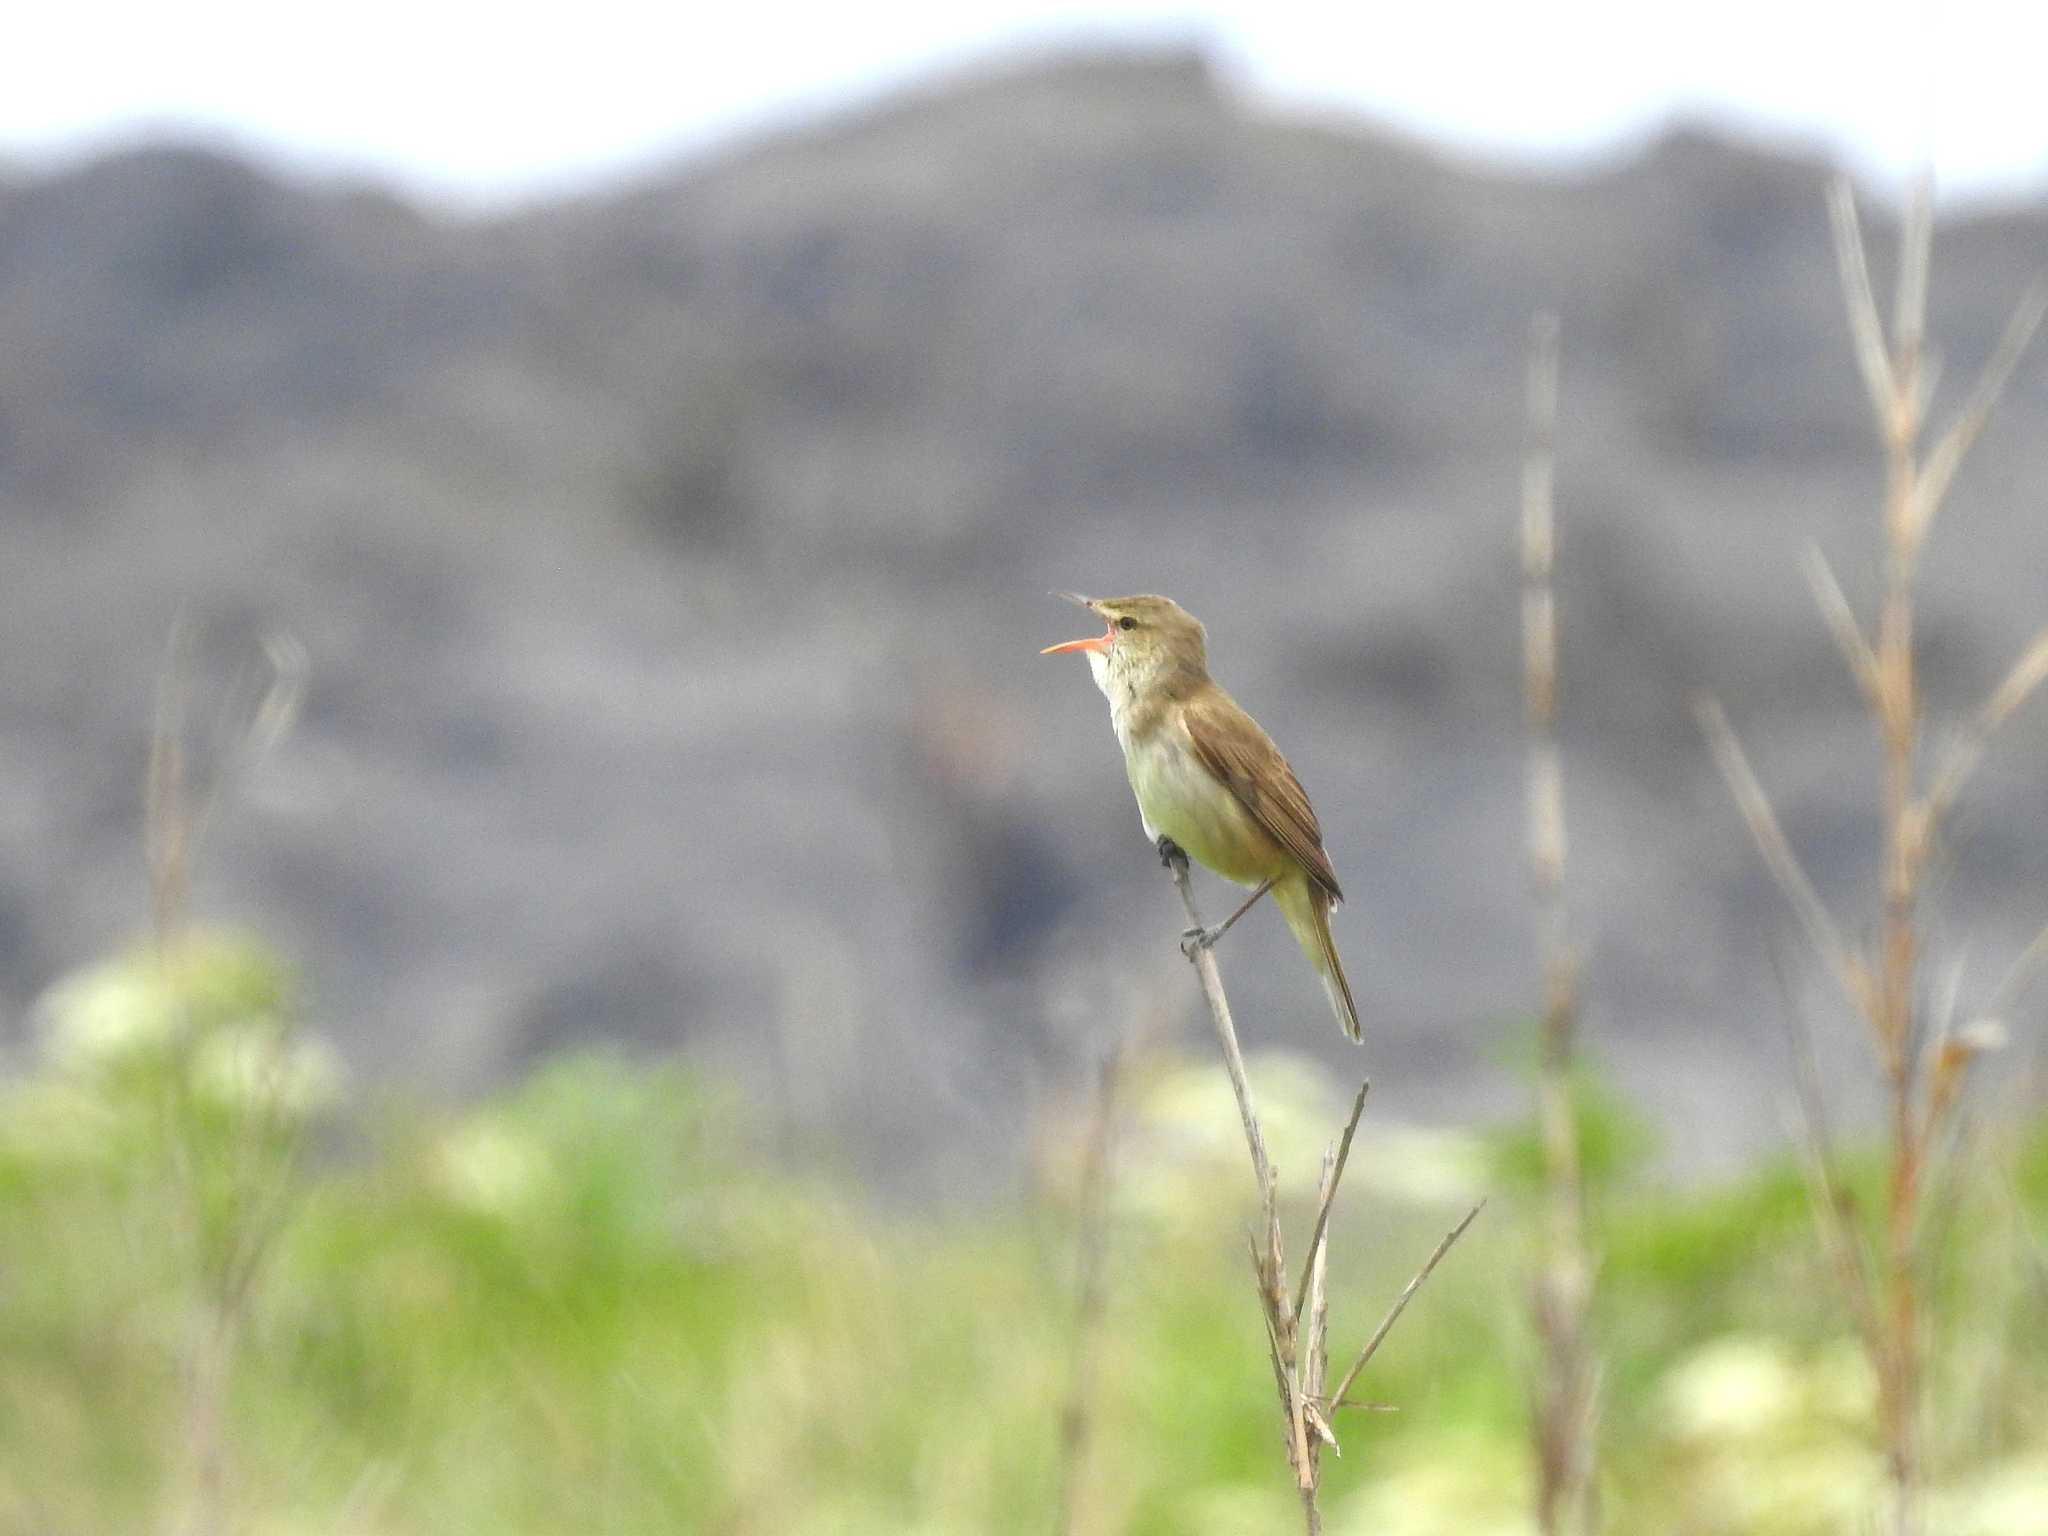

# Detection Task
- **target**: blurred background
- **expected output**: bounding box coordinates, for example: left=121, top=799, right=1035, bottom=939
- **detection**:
left=4, top=5, right=2048, bottom=1532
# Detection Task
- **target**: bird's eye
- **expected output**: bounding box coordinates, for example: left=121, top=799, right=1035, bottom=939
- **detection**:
left=1118, top=616, right=1138, bottom=630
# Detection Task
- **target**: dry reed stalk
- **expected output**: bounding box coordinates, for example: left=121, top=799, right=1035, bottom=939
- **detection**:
left=1699, top=176, right=2045, bottom=1536
left=1519, top=312, right=1599, bottom=1536
left=148, top=628, right=308, bottom=1536
left=1055, top=1036, right=1131, bottom=1536
left=1164, top=854, right=1481, bottom=1533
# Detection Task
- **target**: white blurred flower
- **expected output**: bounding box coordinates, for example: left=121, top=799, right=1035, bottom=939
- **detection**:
left=190, top=1024, right=345, bottom=1119
left=433, top=1119, right=556, bottom=1218
left=34, top=965, right=178, bottom=1071
left=1661, top=1335, right=1801, bottom=1440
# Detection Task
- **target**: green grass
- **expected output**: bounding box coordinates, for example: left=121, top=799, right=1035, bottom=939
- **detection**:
left=2, top=932, right=2046, bottom=1534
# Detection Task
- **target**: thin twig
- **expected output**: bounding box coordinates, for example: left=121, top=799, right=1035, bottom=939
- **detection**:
left=1892, top=175, right=1934, bottom=390
left=1828, top=179, right=1895, bottom=429
left=1695, top=695, right=1873, bottom=1022
left=1521, top=310, right=1598, bottom=1536
left=1328, top=1202, right=1485, bottom=1413
left=1254, top=1242, right=1306, bottom=1467
left=1803, top=544, right=1882, bottom=705
left=1977, top=918, right=2048, bottom=1030
left=1169, top=860, right=1276, bottom=1206
left=1292, top=1079, right=1370, bottom=1328
left=1766, top=943, right=1885, bottom=1361
left=146, top=622, right=193, bottom=949
left=1924, top=627, right=2048, bottom=822
left=1913, top=281, right=2048, bottom=539
left=1301, top=1144, right=1338, bottom=1465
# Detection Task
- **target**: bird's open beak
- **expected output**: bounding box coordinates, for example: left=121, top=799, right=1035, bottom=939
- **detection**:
left=1042, top=592, right=1113, bottom=654
left=1041, top=627, right=1114, bottom=655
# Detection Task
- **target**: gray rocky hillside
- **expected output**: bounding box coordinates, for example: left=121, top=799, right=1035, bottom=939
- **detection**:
left=3, top=48, right=2045, bottom=1183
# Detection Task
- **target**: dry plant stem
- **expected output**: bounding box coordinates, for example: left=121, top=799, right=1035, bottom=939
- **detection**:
left=1164, top=860, right=1345, bottom=1531
left=1327, top=1200, right=1485, bottom=1412
left=1766, top=944, right=1885, bottom=1363
left=1696, top=699, right=1872, bottom=1013
left=1804, top=545, right=1881, bottom=705
left=1869, top=176, right=1932, bottom=1527
left=1170, top=860, right=1279, bottom=1207
left=1166, top=855, right=1481, bottom=1529
left=1055, top=1044, right=1129, bottom=1536
left=1979, top=918, right=2048, bottom=1029
left=1925, top=629, right=2048, bottom=820
left=147, top=628, right=308, bottom=954
left=1169, top=855, right=1314, bottom=1507
left=1297, top=1145, right=1340, bottom=1536
left=1702, top=177, right=2044, bottom=1536
left=1875, top=193, right=1932, bottom=1510
left=1520, top=311, right=1598, bottom=1536
left=1293, top=1079, right=1371, bottom=1327
left=147, top=633, right=308, bottom=1536
left=147, top=630, right=194, bottom=949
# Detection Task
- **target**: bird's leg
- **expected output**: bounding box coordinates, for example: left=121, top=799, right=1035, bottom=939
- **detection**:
left=1181, top=878, right=1275, bottom=952
left=1156, top=835, right=1189, bottom=872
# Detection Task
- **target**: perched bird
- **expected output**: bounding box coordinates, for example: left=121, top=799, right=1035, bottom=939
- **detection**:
left=1042, top=593, right=1361, bottom=1042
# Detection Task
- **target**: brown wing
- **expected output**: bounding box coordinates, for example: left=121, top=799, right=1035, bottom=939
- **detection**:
left=1182, top=689, right=1343, bottom=902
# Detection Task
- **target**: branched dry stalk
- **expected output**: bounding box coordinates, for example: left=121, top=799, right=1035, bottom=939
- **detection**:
left=1697, top=175, right=2046, bottom=1536
left=1519, top=312, right=1599, bottom=1536
left=1165, top=855, right=1482, bottom=1534
left=148, top=627, right=309, bottom=1536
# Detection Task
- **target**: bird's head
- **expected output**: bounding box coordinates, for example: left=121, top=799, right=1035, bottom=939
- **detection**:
left=1042, top=593, right=1208, bottom=688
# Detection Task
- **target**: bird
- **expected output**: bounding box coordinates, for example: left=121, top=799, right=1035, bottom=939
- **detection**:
left=1042, top=592, right=1361, bottom=1042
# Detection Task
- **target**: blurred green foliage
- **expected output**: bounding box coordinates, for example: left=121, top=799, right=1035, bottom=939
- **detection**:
left=1, top=939, right=2045, bottom=1534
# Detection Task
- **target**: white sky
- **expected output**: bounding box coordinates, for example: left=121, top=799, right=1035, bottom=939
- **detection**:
left=7, top=1, right=2047, bottom=209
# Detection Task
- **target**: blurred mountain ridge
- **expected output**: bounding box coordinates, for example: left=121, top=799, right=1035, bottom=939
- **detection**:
left=2, top=45, right=2045, bottom=1183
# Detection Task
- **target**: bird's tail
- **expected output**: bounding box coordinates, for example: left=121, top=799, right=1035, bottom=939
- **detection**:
left=1275, top=876, right=1362, bottom=1043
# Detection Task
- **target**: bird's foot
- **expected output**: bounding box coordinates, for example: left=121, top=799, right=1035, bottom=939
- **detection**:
left=1177, top=877, right=1274, bottom=960
left=1156, top=836, right=1188, bottom=873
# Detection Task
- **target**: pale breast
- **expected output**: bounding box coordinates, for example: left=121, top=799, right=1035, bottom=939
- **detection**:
left=1118, top=717, right=1284, bottom=888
